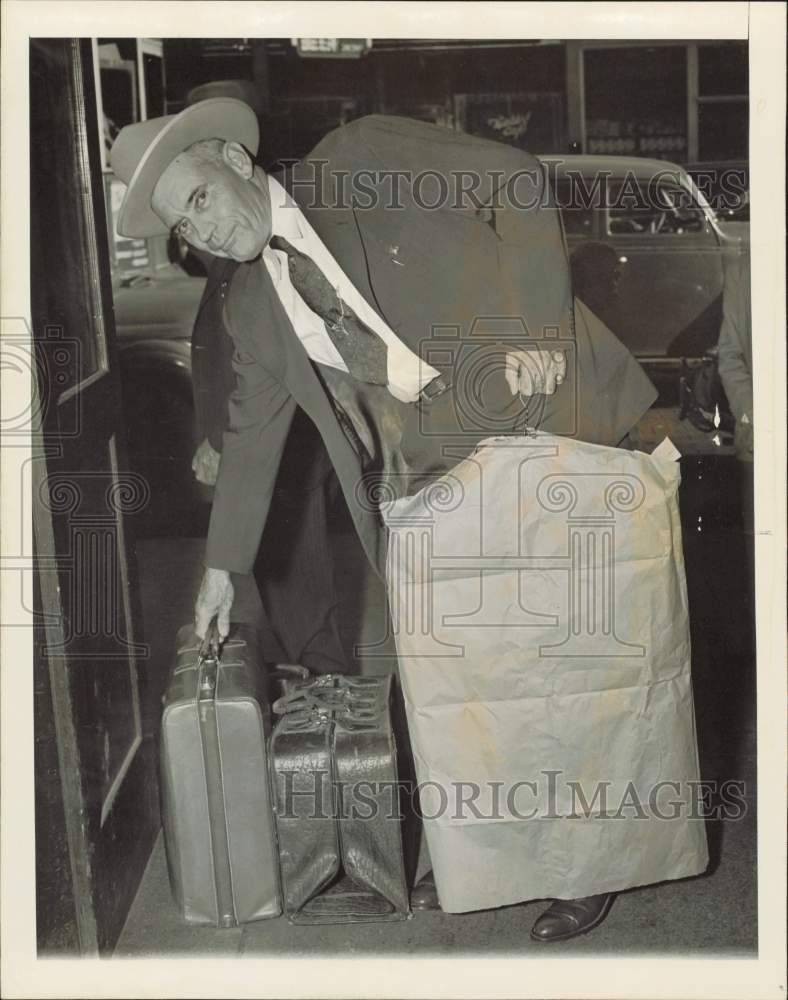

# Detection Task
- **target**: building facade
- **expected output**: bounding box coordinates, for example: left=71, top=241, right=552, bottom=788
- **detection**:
left=148, top=38, right=748, bottom=166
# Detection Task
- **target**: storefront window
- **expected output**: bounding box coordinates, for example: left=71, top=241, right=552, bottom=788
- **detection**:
left=698, top=43, right=748, bottom=97
left=697, top=43, right=748, bottom=162
left=583, top=46, right=687, bottom=160
left=697, top=102, right=748, bottom=162
left=454, top=92, right=564, bottom=153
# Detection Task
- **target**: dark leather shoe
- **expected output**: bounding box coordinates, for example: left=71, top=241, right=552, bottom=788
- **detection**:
left=411, top=870, right=441, bottom=911
left=530, top=893, right=615, bottom=942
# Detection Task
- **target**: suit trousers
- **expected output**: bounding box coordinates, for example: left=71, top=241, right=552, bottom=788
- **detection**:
left=252, top=406, right=350, bottom=675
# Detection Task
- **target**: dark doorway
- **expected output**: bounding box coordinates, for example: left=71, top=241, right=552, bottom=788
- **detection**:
left=31, top=38, right=160, bottom=955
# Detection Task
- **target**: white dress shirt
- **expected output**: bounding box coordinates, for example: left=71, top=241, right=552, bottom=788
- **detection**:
left=263, top=175, right=438, bottom=403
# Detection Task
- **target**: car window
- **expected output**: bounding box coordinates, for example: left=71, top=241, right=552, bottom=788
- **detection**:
left=688, top=166, right=749, bottom=222
left=608, top=182, right=706, bottom=236
left=553, top=179, right=596, bottom=236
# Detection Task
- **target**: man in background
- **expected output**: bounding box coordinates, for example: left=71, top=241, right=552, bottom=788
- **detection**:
left=717, top=248, right=754, bottom=613
left=569, top=241, right=624, bottom=339
left=717, top=251, right=753, bottom=467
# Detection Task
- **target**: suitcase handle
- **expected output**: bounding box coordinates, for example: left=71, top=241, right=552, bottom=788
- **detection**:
left=272, top=680, right=373, bottom=717
left=271, top=663, right=311, bottom=681
left=268, top=664, right=310, bottom=692
left=272, top=688, right=344, bottom=717
left=198, top=617, right=223, bottom=664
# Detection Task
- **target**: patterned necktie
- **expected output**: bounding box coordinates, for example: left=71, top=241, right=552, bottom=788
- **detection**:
left=269, top=234, right=388, bottom=385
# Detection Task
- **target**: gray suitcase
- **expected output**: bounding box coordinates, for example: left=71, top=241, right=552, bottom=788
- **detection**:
left=160, top=623, right=282, bottom=926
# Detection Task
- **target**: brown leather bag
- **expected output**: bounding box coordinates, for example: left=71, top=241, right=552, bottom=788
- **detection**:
left=270, top=675, right=410, bottom=923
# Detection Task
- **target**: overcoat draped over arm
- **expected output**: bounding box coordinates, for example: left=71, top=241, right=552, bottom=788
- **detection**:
left=204, top=116, right=656, bottom=576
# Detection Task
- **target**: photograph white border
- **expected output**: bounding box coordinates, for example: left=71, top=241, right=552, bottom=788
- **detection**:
left=2, top=3, right=785, bottom=998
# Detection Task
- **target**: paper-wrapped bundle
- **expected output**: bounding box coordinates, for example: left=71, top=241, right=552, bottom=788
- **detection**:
left=381, top=433, right=708, bottom=913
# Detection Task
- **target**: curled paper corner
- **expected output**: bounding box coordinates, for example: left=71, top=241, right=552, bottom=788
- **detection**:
left=651, top=436, right=682, bottom=463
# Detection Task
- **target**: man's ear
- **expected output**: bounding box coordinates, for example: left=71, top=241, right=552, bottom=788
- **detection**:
left=223, top=141, right=254, bottom=179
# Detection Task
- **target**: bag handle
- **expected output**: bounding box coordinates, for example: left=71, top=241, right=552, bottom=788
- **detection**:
left=269, top=663, right=310, bottom=683
left=272, top=686, right=346, bottom=717
left=272, top=676, right=385, bottom=721
left=198, top=617, right=223, bottom=664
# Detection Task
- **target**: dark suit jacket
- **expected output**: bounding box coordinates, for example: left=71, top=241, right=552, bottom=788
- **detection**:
left=205, top=116, right=656, bottom=577
left=191, top=255, right=339, bottom=507
left=191, top=256, right=238, bottom=452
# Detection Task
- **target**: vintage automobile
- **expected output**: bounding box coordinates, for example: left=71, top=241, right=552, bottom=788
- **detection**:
left=109, top=227, right=207, bottom=533
left=540, top=154, right=745, bottom=358
left=540, top=155, right=749, bottom=469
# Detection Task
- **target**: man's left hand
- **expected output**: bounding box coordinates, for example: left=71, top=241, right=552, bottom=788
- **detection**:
left=505, top=349, right=567, bottom=398
left=195, top=567, right=234, bottom=640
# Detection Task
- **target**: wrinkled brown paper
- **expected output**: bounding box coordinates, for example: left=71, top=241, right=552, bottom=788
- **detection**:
left=382, top=434, right=709, bottom=912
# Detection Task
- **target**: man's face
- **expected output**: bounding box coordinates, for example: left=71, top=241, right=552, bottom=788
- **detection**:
left=152, top=143, right=271, bottom=262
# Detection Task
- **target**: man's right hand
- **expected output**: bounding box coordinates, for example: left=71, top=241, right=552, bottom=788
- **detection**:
left=192, top=438, right=221, bottom=486
left=195, top=567, right=234, bottom=639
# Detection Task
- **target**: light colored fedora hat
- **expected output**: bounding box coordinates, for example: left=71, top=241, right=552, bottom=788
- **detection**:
left=186, top=79, right=264, bottom=114
left=109, top=97, right=260, bottom=238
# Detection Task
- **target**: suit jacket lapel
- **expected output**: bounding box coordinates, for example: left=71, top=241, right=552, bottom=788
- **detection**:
left=195, top=257, right=239, bottom=326
left=227, top=250, right=387, bottom=575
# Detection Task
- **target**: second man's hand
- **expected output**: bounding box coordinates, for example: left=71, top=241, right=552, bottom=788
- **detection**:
left=192, top=437, right=221, bottom=486
left=195, top=567, right=234, bottom=640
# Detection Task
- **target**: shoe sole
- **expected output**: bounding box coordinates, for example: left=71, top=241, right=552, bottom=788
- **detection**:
left=529, top=894, right=615, bottom=943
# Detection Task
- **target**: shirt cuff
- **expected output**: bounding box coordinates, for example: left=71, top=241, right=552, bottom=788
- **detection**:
left=386, top=340, right=440, bottom=402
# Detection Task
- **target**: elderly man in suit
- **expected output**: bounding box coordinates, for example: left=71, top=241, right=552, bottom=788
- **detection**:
left=110, top=99, right=702, bottom=940
left=189, top=250, right=350, bottom=676
left=181, top=81, right=351, bottom=677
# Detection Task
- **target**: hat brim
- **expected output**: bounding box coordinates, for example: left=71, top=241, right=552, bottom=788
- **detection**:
left=116, top=98, right=260, bottom=238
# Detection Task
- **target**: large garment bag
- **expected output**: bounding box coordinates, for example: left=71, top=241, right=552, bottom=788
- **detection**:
left=382, top=434, right=709, bottom=913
